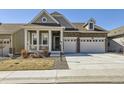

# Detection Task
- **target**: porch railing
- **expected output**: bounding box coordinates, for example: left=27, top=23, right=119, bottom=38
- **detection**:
left=28, top=44, right=48, bottom=52
left=29, top=45, right=37, bottom=51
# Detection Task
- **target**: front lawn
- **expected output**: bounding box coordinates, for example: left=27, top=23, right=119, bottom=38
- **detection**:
left=0, top=58, right=54, bottom=71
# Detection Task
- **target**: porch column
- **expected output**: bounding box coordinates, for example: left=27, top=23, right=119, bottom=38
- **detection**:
left=60, top=29, right=64, bottom=52
left=24, top=29, right=28, bottom=50
left=36, top=30, right=40, bottom=51
left=10, top=34, right=13, bottom=48
left=9, top=34, right=13, bottom=54
left=48, top=30, right=52, bottom=52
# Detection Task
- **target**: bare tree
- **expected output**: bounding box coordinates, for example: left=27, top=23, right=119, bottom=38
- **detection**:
left=0, top=39, right=5, bottom=57
left=120, top=38, right=124, bottom=55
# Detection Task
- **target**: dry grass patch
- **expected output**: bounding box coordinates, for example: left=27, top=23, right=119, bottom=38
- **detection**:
left=0, top=58, right=54, bottom=71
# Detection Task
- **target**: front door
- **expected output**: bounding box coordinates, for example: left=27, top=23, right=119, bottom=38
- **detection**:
left=52, top=31, right=60, bottom=51
left=54, top=36, right=60, bottom=51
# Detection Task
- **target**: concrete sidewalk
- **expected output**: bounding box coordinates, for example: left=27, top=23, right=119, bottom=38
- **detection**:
left=1, top=69, right=124, bottom=83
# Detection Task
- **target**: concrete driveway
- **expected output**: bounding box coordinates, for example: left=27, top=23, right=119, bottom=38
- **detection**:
left=65, top=53, right=124, bottom=70
left=1, top=53, right=124, bottom=83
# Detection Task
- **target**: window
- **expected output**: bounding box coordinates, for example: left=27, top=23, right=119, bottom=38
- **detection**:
left=41, top=33, right=48, bottom=45
left=108, top=42, right=110, bottom=47
left=89, top=22, right=94, bottom=30
left=42, top=17, right=47, bottom=23
left=31, top=32, right=37, bottom=45
left=4, top=41, right=6, bottom=44
left=7, top=41, right=9, bottom=44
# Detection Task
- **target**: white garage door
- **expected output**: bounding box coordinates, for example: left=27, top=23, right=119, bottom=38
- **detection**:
left=0, top=39, right=10, bottom=56
left=64, top=37, right=77, bottom=53
left=80, top=37, right=105, bottom=53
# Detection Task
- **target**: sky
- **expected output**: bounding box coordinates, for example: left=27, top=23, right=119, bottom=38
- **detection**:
left=0, top=9, right=124, bottom=30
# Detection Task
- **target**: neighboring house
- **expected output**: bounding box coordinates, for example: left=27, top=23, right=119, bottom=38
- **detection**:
left=0, top=10, right=108, bottom=56
left=108, top=26, right=124, bottom=53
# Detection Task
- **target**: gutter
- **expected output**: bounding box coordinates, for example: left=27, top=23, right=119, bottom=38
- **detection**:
left=64, top=30, right=108, bottom=33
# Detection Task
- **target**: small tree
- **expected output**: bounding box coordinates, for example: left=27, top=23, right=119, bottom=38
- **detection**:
left=120, top=38, right=124, bottom=55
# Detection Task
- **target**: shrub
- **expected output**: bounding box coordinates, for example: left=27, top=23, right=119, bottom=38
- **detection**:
left=21, top=49, right=28, bottom=58
left=43, top=47, right=49, bottom=57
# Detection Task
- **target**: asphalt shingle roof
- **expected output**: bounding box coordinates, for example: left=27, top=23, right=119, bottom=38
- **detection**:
left=51, top=12, right=75, bottom=29
left=108, top=26, right=124, bottom=37
left=72, top=23, right=106, bottom=31
left=0, top=24, right=24, bottom=34
left=50, top=12, right=62, bottom=16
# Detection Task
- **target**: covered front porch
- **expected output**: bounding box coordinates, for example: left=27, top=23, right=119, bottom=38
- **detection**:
left=24, top=26, right=64, bottom=54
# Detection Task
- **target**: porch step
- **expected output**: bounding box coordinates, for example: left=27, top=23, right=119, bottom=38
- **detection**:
left=50, top=53, right=60, bottom=57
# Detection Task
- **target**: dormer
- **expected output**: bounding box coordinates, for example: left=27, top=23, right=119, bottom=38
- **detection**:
left=87, top=18, right=96, bottom=31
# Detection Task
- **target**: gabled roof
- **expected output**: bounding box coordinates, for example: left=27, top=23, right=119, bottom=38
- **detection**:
left=72, top=23, right=106, bottom=31
left=0, top=24, right=24, bottom=34
left=29, top=10, right=59, bottom=24
left=51, top=11, right=62, bottom=16
left=0, top=10, right=107, bottom=34
left=88, top=18, right=96, bottom=24
left=108, top=25, right=124, bottom=37
left=94, top=25, right=106, bottom=31
left=73, top=23, right=86, bottom=31
left=51, top=12, right=75, bottom=29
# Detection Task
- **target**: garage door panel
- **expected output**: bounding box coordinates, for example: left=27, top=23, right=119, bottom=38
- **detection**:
left=80, top=38, right=105, bottom=53
left=64, top=37, right=77, bottom=53
left=0, top=39, right=10, bottom=56
left=64, top=37, right=105, bottom=53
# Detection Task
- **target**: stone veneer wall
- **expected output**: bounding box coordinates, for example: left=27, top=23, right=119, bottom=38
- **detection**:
left=0, top=34, right=11, bottom=39
left=64, top=32, right=107, bottom=37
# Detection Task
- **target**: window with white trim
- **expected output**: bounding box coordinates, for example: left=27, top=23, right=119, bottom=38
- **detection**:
left=88, top=18, right=96, bottom=30
left=31, top=32, right=37, bottom=45
left=41, top=33, right=48, bottom=45
left=89, top=22, right=94, bottom=30
left=41, top=17, right=47, bottom=23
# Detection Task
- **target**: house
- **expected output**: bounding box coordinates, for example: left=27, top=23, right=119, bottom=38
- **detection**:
left=108, top=26, right=124, bottom=53
left=0, top=10, right=108, bottom=56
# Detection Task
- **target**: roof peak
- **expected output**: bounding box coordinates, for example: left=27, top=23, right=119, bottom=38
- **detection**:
left=88, top=18, right=96, bottom=24
left=51, top=11, right=62, bottom=16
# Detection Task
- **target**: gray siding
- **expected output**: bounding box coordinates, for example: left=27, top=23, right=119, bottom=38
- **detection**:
left=108, top=37, right=124, bottom=52
left=0, top=34, right=11, bottom=39
left=12, top=29, right=24, bottom=54
left=34, top=12, right=57, bottom=24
